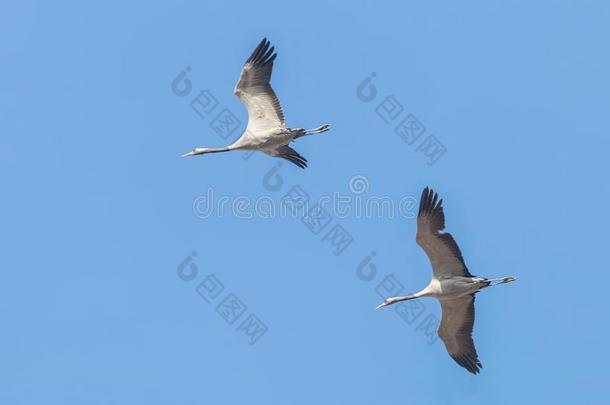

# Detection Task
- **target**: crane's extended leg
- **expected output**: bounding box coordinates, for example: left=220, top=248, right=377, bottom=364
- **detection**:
left=486, top=276, right=516, bottom=286
left=294, top=124, right=332, bottom=139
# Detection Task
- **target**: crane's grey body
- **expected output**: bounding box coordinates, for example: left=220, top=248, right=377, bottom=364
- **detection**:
left=182, top=38, right=331, bottom=168
left=376, top=187, right=515, bottom=374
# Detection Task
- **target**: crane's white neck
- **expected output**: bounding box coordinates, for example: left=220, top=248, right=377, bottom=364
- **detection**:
left=195, top=147, right=232, bottom=154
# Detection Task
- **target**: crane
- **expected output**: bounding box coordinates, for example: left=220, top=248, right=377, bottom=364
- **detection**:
left=182, top=38, right=331, bottom=168
left=376, top=187, right=515, bottom=374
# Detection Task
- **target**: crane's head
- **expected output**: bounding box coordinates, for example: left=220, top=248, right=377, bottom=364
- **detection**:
left=181, top=148, right=210, bottom=157
left=375, top=295, right=415, bottom=309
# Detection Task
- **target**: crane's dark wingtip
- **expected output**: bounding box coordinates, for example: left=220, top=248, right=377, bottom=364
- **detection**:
left=277, top=154, right=307, bottom=169
left=419, top=187, right=443, bottom=216
left=451, top=353, right=482, bottom=375
left=246, top=38, right=276, bottom=67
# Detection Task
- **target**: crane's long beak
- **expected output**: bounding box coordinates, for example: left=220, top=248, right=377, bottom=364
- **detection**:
left=181, top=151, right=195, bottom=157
left=375, top=301, right=389, bottom=310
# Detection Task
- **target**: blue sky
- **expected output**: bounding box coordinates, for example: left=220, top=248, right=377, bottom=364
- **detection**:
left=1, top=0, right=609, bottom=403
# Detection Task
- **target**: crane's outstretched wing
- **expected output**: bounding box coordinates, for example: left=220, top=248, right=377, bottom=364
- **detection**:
left=438, top=294, right=481, bottom=374
left=267, top=145, right=308, bottom=169
left=234, top=38, right=285, bottom=133
left=416, top=187, right=471, bottom=278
